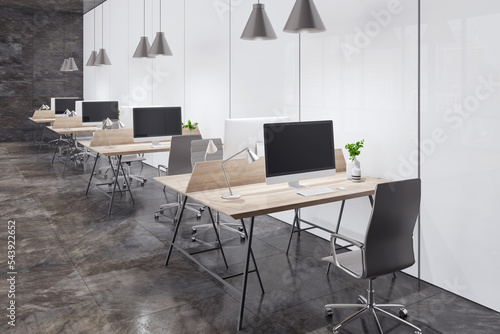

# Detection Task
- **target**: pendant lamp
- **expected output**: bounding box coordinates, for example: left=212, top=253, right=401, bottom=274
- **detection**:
left=283, top=0, right=326, bottom=33
left=134, top=0, right=154, bottom=58
left=95, top=2, right=112, bottom=65
left=149, top=0, right=173, bottom=55
left=60, top=12, right=79, bottom=71
left=86, top=0, right=98, bottom=66
left=241, top=1, right=276, bottom=40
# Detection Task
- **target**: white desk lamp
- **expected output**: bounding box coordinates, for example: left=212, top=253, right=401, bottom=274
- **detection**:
left=205, top=139, right=218, bottom=161
left=101, top=117, right=115, bottom=149
left=220, top=147, right=259, bottom=200
left=62, top=109, right=77, bottom=129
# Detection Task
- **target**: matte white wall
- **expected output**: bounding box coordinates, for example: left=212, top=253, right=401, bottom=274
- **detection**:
left=84, top=0, right=500, bottom=312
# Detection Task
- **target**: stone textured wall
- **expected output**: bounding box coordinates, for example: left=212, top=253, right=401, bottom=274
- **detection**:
left=0, top=7, right=83, bottom=141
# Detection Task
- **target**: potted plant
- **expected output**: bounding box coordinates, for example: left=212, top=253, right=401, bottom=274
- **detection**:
left=182, top=120, right=198, bottom=134
left=344, top=139, right=364, bottom=181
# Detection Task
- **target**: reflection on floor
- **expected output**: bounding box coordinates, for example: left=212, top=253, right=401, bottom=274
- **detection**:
left=1, top=142, right=499, bottom=333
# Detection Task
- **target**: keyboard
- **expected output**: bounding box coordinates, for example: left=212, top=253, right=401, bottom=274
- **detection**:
left=297, top=187, right=336, bottom=197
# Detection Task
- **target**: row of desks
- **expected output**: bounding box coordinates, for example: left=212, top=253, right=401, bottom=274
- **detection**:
left=28, top=115, right=388, bottom=331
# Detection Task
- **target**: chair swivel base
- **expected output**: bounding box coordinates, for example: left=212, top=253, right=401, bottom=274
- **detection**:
left=324, top=280, right=421, bottom=334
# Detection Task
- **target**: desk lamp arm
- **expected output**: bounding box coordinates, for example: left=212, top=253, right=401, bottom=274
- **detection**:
left=220, top=148, right=249, bottom=197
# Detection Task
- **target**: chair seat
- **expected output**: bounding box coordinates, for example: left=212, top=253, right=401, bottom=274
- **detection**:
left=119, top=155, right=146, bottom=163
left=322, top=250, right=363, bottom=277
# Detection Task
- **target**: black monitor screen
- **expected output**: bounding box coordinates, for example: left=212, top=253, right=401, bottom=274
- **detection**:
left=82, top=101, right=119, bottom=122
left=55, top=98, right=82, bottom=114
left=133, top=107, right=182, bottom=138
left=264, top=120, right=335, bottom=177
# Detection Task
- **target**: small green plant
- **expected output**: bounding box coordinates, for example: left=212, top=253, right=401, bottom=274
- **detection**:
left=345, top=139, right=365, bottom=162
left=182, top=120, right=198, bottom=133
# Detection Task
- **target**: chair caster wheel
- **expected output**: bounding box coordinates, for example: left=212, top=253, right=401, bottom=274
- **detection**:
left=215, top=241, right=220, bottom=247
left=324, top=308, right=333, bottom=317
left=199, top=207, right=204, bottom=212
left=191, top=237, right=196, bottom=242
left=196, top=214, right=201, bottom=219
left=154, top=214, right=159, bottom=219
left=140, top=182, right=145, bottom=187
left=238, top=226, right=244, bottom=231
left=191, top=227, right=197, bottom=233
left=399, top=308, right=408, bottom=318
left=240, top=235, right=245, bottom=240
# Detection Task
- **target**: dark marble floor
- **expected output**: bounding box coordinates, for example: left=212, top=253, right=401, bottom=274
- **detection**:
left=1, top=141, right=500, bottom=333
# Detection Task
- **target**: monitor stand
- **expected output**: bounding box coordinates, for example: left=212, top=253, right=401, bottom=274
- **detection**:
left=151, top=140, right=165, bottom=148
left=288, top=181, right=308, bottom=190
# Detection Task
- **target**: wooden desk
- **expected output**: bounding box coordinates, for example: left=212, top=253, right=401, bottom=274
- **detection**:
left=79, top=139, right=171, bottom=215
left=155, top=170, right=388, bottom=330
left=28, top=117, right=57, bottom=150
left=48, top=125, right=98, bottom=175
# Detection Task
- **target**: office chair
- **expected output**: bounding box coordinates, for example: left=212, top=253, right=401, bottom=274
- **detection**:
left=189, top=139, right=245, bottom=242
left=322, top=178, right=422, bottom=334
left=154, top=135, right=203, bottom=219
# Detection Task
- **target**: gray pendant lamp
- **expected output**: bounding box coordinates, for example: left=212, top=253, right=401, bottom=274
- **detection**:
left=86, top=0, right=98, bottom=66
left=95, top=2, right=112, bottom=65
left=149, top=0, right=173, bottom=55
left=283, top=0, right=326, bottom=33
left=134, top=0, right=154, bottom=58
left=241, top=2, right=276, bottom=40
left=60, top=12, right=79, bottom=71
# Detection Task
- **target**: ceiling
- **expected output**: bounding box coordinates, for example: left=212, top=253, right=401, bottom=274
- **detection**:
left=0, top=0, right=105, bottom=14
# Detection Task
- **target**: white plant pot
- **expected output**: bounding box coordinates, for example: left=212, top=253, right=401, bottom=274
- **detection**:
left=346, top=157, right=360, bottom=180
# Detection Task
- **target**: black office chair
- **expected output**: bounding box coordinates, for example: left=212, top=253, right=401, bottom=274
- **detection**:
left=322, top=178, right=422, bottom=334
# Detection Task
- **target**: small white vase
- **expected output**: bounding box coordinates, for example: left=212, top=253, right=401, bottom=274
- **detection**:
left=351, top=165, right=361, bottom=182
left=346, top=157, right=360, bottom=180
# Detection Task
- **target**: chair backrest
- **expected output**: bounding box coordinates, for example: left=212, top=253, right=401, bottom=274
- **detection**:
left=363, top=178, right=421, bottom=279
left=191, top=138, right=223, bottom=167
left=168, top=134, right=202, bottom=175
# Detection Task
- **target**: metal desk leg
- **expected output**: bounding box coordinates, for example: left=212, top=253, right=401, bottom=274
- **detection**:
left=32, top=123, right=40, bottom=147
left=286, top=209, right=300, bottom=255
left=240, top=219, right=264, bottom=295
left=118, top=159, right=135, bottom=204
left=237, top=216, right=255, bottom=331
left=38, top=125, right=47, bottom=152
left=165, top=196, right=188, bottom=266
left=369, top=195, right=374, bottom=207
left=326, top=200, right=346, bottom=275
left=52, top=135, right=61, bottom=164
left=86, top=153, right=100, bottom=196
left=62, top=135, right=72, bottom=176
left=107, top=155, right=123, bottom=215
left=207, top=207, right=228, bottom=269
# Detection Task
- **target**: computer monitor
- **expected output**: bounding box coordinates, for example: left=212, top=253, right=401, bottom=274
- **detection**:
left=133, top=106, right=182, bottom=147
left=223, top=116, right=289, bottom=159
left=263, top=120, right=336, bottom=189
left=76, top=101, right=119, bottom=124
left=50, top=97, right=82, bottom=115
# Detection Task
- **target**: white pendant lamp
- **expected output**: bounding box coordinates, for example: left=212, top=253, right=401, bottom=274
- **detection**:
left=241, top=2, right=277, bottom=40
left=60, top=59, right=69, bottom=71
left=86, top=0, right=98, bottom=66
left=149, top=0, right=173, bottom=56
left=95, top=2, right=112, bottom=65
left=283, top=0, right=326, bottom=33
left=134, top=0, right=154, bottom=58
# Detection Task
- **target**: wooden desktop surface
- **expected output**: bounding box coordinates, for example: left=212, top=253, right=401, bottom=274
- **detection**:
left=155, top=172, right=388, bottom=220
left=29, top=117, right=56, bottom=123
left=79, top=140, right=172, bottom=156
left=47, top=125, right=98, bottom=135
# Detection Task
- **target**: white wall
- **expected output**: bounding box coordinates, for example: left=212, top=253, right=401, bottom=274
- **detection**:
left=84, top=0, right=500, bottom=312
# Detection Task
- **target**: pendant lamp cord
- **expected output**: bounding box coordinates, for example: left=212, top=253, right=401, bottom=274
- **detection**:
left=93, top=0, right=96, bottom=50
left=102, top=3, right=104, bottom=48
left=159, top=0, right=161, bottom=31
left=144, top=0, right=146, bottom=35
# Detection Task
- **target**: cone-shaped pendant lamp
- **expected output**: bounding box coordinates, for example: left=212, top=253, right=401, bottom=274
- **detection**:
left=283, top=0, right=326, bottom=33
left=134, top=0, right=154, bottom=58
left=86, top=0, right=98, bottom=66
left=241, top=3, right=277, bottom=40
left=60, top=59, right=69, bottom=71
left=94, top=2, right=112, bottom=65
left=67, top=57, right=79, bottom=71
left=86, top=51, right=97, bottom=66
left=149, top=0, right=173, bottom=55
